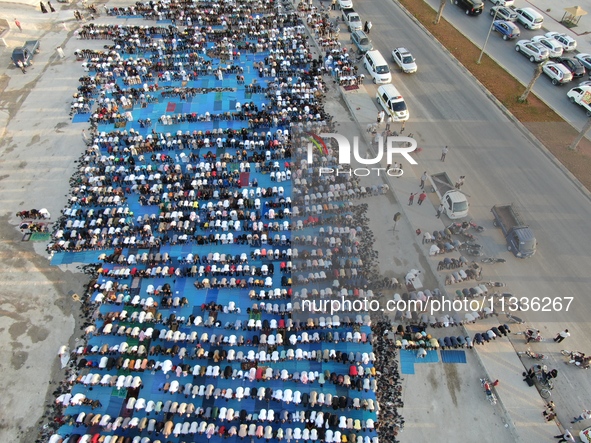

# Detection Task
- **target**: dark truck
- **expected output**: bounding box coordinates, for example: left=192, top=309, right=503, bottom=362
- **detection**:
left=12, top=40, right=40, bottom=67
left=491, top=204, right=536, bottom=258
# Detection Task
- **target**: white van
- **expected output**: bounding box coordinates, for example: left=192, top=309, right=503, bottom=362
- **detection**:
left=364, top=50, right=391, bottom=84
left=376, top=84, right=409, bottom=122
left=515, top=7, right=544, bottom=30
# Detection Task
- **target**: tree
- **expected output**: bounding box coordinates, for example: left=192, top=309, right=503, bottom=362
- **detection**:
left=434, top=0, right=447, bottom=24
left=518, top=62, right=545, bottom=103
left=568, top=118, right=591, bottom=151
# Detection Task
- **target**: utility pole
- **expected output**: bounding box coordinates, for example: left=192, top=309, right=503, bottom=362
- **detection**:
left=477, top=7, right=500, bottom=64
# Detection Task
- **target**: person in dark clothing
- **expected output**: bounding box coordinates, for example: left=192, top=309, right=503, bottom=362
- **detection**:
left=40, top=1, right=48, bottom=13
left=48, top=1, right=56, bottom=12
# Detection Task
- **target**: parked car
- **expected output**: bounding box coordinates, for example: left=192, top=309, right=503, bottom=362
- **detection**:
left=542, top=62, right=573, bottom=85
left=575, top=53, right=591, bottom=71
left=454, top=0, right=484, bottom=15
left=515, top=40, right=549, bottom=62
left=490, top=6, right=518, bottom=21
left=554, top=57, right=586, bottom=78
left=350, top=30, right=373, bottom=54
left=489, top=0, right=514, bottom=6
left=338, top=0, right=353, bottom=8
left=567, top=86, right=591, bottom=116
left=492, top=20, right=520, bottom=40
left=530, top=36, right=563, bottom=58
left=545, top=32, right=577, bottom=52
left=391, top=47, right=417, bottom=73
left=514, top=7, right=544, bottom=30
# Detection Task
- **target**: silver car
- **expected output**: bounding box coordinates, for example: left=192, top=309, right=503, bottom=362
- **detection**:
left=350, top=30, right=373, bottom=54
left=391, top=47, right=417, bottom=74
left=515, top=40, right=549, bottom=63
left=530, top=36, right=563, bottom=58
left=490, top=6, right=518, bottom=21
left=575, top=53, right=591, bottom=71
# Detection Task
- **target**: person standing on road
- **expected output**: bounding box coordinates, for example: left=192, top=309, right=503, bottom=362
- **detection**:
left=436, top=203, right=444, bottom=218
left=16, top=60, right=26, bottom=74
left=554, top=329, right=570, bottom=343
left=441, top=146, right=448, bottom=162
left=455, top=176, right=465, bottom=189
left=48, top=1, right=56, bottom=12
left=408, top=193, right=416, bottom=205
left=572, top=410, right=591, bottom=423
left=419, top=171, right=427, bottom=189
left=14, top=19, right=22, bottom=31
left=331, top=0, right=336, bottom=10
left=385, top=115, right=392, bottom=132
left=377, top=110, right=385, bottom=124
left=417, top=192, right=427, bottom=206
left=554, top=430, right=575, bottom=443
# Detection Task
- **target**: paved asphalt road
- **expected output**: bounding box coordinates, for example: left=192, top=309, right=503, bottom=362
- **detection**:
left=342, top=0, right=591, bottom=411
left=422, top=0, right=590, bottom=130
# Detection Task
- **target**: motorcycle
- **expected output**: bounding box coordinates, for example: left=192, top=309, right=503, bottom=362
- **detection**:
left=448, top=222, right=477, bottom=241
left=459, top=242, right=483, bottom=256
left=462, top=241, right=483, bottom=250
left=480, top=378, right=497, bottom=405
left=524, top=328, right=542, bottom=343
left=481, top=257, right=506, bottom=264
left=469, top=219, right=485, bottom=232
left=484, top=281, right=505, bottom=288
left=504, top=311, right=525, bottom=324
left=561, top=350, right=591, bottom=369
left=447, top=222, right=463, bottom=235
left=464, top=248, right=483, bottom=257
left=521, top=348, right=548, bottom=360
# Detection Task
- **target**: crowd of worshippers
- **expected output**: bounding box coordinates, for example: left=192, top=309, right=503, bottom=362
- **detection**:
left=373, top=320, right=405, bottom=442
left=107, top=0, right=277, bottom=23
left=45, top=1, right=395, bottom=442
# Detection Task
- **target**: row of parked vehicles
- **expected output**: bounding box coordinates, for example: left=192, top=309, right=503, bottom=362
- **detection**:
left=472, top=2, right=591, bottom=116
left=341, top=1, right=416, bottom=122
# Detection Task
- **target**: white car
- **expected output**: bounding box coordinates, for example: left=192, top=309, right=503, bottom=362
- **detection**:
left=530, top=36, right=563, bottom=58
left=391, top=48, right=417, bottom=73
left=575, top=53, right=591, bottom=70
left=489, top=0, right=514, bottom=6
left=338, top=0, right=353, bottom=8
left=542, top=62, right=573, bottom=85
left=392, top=48, right=417, bottom=74
left=515, top=40, right=549, bottom=63
left=545, top=32, right=577, bottom=52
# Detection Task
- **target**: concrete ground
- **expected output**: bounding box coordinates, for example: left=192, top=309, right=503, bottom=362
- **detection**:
left=0, top=2, right=103, bottom=441
left=0, top=2, right=579, bottom=443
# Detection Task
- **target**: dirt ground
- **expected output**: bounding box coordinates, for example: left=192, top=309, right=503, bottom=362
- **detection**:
left=399, top=0, right=591, bottom=191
